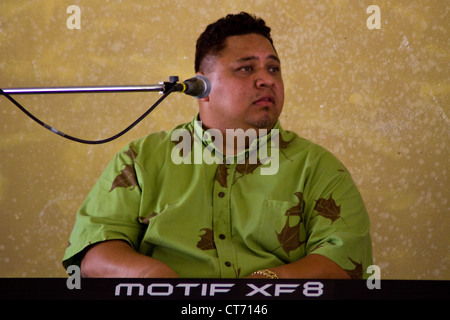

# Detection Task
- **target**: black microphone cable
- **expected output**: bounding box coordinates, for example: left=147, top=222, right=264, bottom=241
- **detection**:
left=0, top=86, right=176, bottom=145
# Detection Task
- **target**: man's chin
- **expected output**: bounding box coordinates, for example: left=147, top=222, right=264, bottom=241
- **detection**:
left=250, top=113, right=277, bottom=130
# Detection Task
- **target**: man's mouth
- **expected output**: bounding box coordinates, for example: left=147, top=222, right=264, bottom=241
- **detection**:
left=253, top=95, right=275, bottom=106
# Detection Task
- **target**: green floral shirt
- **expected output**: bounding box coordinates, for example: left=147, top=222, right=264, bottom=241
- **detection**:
left=63, top=115, right=372, bottom=279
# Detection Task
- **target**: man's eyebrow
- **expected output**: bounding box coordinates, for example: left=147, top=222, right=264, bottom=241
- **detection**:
left=235, top=55, right=280, bottom=63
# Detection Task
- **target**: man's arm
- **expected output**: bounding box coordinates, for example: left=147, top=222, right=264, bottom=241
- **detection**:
left=80, top=240, right=178, bottom=278
left=247, top=254, right=350, bottom=279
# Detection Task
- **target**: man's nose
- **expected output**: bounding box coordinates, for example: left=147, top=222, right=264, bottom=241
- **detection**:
left=254, top=70, right=275, bottom=88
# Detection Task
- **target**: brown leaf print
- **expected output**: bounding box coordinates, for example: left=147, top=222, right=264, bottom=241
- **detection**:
left=196, top=228, right=216, bottom=250
left=109, top=147, right=141, bottom=192
left=344, top=257, right=363, bottom=280
left=109, top=164, right=138, bottom=192
left=124, top=147, right=138, bottom=162
left=139, top=212, right=158, bottom=224
left=285, top=192, right=304, bottom=218
left=215, top=164, right=228, bottom=188
left=272, top=192, right=305, bottom=256
left=314, top=194, right=347, bottom=226
left=275, top=221, right=303, bottom=256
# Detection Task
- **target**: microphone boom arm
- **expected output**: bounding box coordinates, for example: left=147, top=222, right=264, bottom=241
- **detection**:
left=2, top=84, right=164, bottom=95
left=1, top=76, right=180, bottom=95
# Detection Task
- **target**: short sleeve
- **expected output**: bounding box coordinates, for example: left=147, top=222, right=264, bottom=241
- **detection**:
left=62, top=145, right=145, bottom=269
left=304, top=153, right=373, bottom=279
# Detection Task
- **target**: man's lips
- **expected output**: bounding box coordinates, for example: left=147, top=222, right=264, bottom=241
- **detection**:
left=253, top=95, right=275, bottom=106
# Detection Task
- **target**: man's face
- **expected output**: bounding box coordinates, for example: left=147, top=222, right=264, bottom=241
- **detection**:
left=199, top=33, right=284, bottom=133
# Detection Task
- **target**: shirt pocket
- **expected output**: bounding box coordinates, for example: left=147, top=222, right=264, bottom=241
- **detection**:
left=256, top=199, right=306, bottom=261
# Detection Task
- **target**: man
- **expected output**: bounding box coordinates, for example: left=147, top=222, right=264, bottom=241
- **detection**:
left=63, top=12, right=372, bottom=279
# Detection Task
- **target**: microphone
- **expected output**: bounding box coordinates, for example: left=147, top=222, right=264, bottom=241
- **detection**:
left=174, top=74, right=211, bottom=99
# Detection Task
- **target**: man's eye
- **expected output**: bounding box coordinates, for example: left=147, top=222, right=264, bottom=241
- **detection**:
left=269, top=66, right=281, bottom=73
left=238, top=66, right=254, bottom=72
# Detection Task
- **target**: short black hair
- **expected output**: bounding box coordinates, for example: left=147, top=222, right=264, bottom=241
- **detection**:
left=195, top=12, right=274, bottom=72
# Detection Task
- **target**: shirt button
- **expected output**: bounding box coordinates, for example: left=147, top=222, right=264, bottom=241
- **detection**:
left=218, top=191, right=225, bottom=198
left=225, top=261, right=231, bottom=267
left=219, top=234, right=226, bottom=240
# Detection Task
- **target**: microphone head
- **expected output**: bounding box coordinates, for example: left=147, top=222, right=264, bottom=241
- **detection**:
left=184, top=74, right=211, bottom=99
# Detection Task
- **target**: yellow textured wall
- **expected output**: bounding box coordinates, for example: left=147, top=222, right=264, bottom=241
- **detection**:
left=0, top=0, right=448, bottom=279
